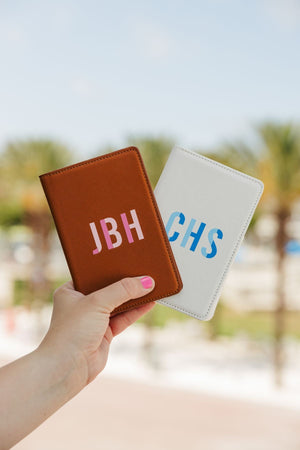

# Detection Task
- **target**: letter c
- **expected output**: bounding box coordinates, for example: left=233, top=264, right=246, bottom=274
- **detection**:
left=165, top=211, right=185, bottom=242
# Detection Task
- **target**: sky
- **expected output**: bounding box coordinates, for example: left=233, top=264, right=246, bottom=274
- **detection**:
left=0, top=0, right=300, bottom=156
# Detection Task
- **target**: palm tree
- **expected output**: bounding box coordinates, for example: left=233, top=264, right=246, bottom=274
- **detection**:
left=257, top=122, right=300, bottom=386
left=0, top=139, right=74, bottom=307
left=212, top=122, right=300, bottom=386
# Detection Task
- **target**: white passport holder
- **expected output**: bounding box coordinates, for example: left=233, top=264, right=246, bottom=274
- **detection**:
left=154, top=145, right=264, bottom=320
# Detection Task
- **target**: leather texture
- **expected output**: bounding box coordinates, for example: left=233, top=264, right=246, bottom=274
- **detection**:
left=154, top=145, right=264, bottom=320
left=39, top=146, right=183, bottom=316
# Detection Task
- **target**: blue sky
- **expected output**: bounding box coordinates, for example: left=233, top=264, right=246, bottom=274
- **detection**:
left=0, top=0, right=300, bottom=156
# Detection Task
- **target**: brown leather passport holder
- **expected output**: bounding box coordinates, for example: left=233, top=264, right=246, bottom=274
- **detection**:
left=39, top=146, right=183, bottom=316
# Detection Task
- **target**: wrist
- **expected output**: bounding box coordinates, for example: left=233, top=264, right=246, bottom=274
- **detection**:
left=36, top=339, right=88, bottom=401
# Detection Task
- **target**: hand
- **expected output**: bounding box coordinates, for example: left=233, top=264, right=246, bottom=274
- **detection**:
left=38, top=276, right=156, bottom=391
left=0, top=276, right=155, bottom=449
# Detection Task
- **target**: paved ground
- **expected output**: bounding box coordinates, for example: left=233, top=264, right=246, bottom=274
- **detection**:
left=12, top=375, right=300, bottom=450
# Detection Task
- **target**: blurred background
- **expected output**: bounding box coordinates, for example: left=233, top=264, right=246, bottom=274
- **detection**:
left=0, top=1, right=300, bottom=449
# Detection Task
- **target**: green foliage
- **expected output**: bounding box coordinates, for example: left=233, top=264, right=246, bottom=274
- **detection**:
left=12, top=276, right=300, bottom=341
left=200, top=121, right=300, bottom=234
left=138, top=303, right=191, bottom=328
left=0, top=139, right=74, bottom=182
left=13, top=278, right=69, bottom=307
left=138, top=301, right=300, bottom=340
left=0, top=139, right=75, bottom=229
left=257, top=121, right=300, bottom=206
left=205, top=141, right=259, bottom=177
left=209, top=307, right=300, bottom=340
left=126, top=135, right=174, bottom=187
left=0, top=201, right=23, bottom=228
left=197, top=144, right=261, bottom=233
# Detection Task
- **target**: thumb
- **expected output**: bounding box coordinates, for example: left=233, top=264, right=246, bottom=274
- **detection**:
left=86, top=276, right=155, bottom=314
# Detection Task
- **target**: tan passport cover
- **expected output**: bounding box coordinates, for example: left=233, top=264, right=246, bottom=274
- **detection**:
left=39, top=146, right=182, bottom=316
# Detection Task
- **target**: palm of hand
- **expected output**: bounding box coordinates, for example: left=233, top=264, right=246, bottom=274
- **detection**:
left=41, top=281, right=155, bottom=387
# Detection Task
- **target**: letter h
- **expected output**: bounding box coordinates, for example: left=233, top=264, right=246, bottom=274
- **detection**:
left=121, top=209, right=144, bottom=243
left=180, top=218, right=206, bottom=252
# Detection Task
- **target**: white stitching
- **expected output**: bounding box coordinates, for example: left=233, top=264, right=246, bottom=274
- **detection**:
left=158, top=145, right=264, bottom=320
left=40, top=147, right=183, bottom=311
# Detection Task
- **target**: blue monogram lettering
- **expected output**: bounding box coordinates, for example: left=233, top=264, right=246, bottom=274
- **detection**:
left=165, top=211, right=223, bottom=258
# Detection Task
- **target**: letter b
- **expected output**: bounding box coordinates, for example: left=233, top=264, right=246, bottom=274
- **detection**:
left=100, top=217, right=122, bottom=249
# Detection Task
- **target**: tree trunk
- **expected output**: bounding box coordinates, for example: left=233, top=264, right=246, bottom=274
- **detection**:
left=24, top=211, right=52, bottom=308
left=274, top=207, right=289, bottom=387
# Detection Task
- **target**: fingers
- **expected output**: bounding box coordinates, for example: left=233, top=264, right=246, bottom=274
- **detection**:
left=110, top=301, right=156, bottom=337
left=86, top=276, right=155, bottom=313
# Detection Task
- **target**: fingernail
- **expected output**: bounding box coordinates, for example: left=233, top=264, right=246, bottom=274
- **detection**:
left=140, top=276, right=154, bottom=289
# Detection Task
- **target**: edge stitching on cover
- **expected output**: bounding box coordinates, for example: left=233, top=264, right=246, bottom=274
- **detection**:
left=40, top=147, right=183, bottom=314
left=157, top=145, right=264, bottom=320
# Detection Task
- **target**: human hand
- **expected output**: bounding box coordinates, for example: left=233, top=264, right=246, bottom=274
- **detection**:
left=38, top=276, right=155, bottom=393
left=0, top=276, right=156, bottom=449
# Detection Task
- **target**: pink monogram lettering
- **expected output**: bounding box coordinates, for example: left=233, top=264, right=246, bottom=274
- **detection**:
left=89, top=208, right=144, bottom=255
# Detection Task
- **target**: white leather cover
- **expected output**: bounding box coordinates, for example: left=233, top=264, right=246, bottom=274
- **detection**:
left=154, top=146, right=264, bottom=320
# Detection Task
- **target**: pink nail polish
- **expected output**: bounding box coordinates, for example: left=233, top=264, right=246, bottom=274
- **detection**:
left=140, top=276, right=153, bottom=289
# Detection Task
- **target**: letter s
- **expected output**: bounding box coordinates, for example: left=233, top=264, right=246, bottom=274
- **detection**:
left=201, top=228, right=223, bottom=259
